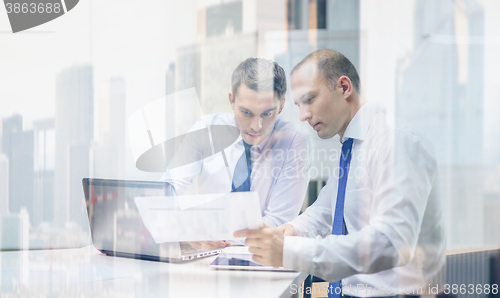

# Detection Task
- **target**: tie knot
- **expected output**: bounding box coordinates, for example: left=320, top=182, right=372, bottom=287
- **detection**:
left=341, top=138, right=353, bottom=157
left=243, top=141, right=252, bottom=152
left=243, top=141, right=253, bottom=165
left=342, top=138, right=353, bottom=146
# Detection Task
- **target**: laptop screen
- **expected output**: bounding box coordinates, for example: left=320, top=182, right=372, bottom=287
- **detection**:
left=82, top=178, right=184, bottom=259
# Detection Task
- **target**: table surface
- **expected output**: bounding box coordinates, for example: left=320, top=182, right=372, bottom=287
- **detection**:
left=0, top=245, right=307, bottom=297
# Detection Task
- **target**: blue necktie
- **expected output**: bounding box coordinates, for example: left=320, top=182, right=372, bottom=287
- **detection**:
left=328, top=138, right=353, bottom=298
left=231, top=141, right=252, bottom=192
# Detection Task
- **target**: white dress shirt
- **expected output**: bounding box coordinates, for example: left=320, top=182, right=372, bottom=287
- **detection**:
left=283, top=102, right=446, bottom=296
left=160, top=113, right=310, bottom=227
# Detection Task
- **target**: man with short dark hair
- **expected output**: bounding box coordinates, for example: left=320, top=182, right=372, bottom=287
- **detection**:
left=236, top=50, right=445, bottom=297
left=162, top=58, right=310, bottom=249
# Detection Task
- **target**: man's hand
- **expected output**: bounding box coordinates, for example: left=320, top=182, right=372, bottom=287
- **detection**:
left=188, top=241, right=231, bottom=251
left=262, top=223, right=297, bottom=236
left=234, top=224, right=297, bottom=268
left=277, top=224, right=297, bottom=236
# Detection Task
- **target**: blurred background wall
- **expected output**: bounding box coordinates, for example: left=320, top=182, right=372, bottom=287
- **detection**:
left=0, top=0, right=499, bottom=252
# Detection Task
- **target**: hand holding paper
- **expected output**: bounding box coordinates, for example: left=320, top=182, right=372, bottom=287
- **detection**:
left=134, top=192, right=262, bottom=243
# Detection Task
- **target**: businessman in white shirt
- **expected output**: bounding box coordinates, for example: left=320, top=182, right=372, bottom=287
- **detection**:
left=162, top=58, right=310, bottom=249
left=235, top=50, right=446, bottom=297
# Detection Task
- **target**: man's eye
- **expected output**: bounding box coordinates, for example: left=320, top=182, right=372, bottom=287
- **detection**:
left=306, top=97, right=314, bottom=103
left=242, top=110, right=251, bottom=115
left=262, top=112, right=272, bottom=117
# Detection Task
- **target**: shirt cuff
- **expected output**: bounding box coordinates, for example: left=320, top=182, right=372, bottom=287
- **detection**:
left=283, top=235, right=317, bottom=271
left=284, top=221, right=302, bottom=236
left=287, top=218, right=317, bottom=237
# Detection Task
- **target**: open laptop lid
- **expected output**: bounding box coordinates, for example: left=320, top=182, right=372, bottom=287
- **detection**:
left=82, top=178, right=221, bottom=262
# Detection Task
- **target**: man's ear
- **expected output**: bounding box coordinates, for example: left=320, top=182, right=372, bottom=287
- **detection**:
left=278, top=97, right=286, bottom=114
left=229, top=92, right=235, bottom=111
left=338, top=76, right=353, bottom=99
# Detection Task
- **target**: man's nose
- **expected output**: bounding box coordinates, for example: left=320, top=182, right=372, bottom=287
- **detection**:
left=299, top=106, right=311, bottom=122
left=250, top=116, right=262, bottom=132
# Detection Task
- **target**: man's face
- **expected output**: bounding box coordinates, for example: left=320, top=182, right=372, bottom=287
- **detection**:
left=291, top=61, right=350, bottom=139
left=229, top=84, right=284, bottom=145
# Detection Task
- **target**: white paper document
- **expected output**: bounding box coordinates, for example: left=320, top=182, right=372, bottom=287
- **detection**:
left=134, top=192, right=263, bottom=243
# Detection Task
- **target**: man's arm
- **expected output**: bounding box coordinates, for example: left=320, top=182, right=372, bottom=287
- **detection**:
left=159, top=117, right=210, bottom=195
left=285, top=174, right=336, bottom=238
left=260, top=132, right=310, bottom=227
left=160, top=160, right=204, bottom=195
left=238, top=129, right=439, bottom=282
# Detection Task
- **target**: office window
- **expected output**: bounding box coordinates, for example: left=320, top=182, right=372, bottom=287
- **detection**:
left=286, top=0, right=303, bottom=30
left=308, top=0, right=327, bottom=29
left=205, top=1, right=243, bottom=37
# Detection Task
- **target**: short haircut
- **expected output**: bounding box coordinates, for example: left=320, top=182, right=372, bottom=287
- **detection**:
left=291, top=49, right=361, bottom=93
left=231, top=57, right=287, bottom=101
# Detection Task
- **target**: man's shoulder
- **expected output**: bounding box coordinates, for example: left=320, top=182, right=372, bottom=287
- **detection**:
left=264, top=118, right=309, bottom=151
left=366, top=113, right=437, bottom=162
left=273, top=117, right=309, bottom=139
left=366, top=110, right=425, bottom=141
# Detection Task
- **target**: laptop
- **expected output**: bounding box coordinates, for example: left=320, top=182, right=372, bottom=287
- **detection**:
left=82, top=178, right=222, bottom=262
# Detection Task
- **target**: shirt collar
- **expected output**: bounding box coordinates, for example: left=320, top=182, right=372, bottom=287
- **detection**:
left=341, top=101, right=378, bottom=143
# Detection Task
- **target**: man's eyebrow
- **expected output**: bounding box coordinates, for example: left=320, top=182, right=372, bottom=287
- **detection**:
left=239, top=106, right=277, bottom=113
left=239, top=106, right=251, bottom=112
left=299, top=91, right=317, bottom=102
left=262, top=107, right=277, bottom=113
